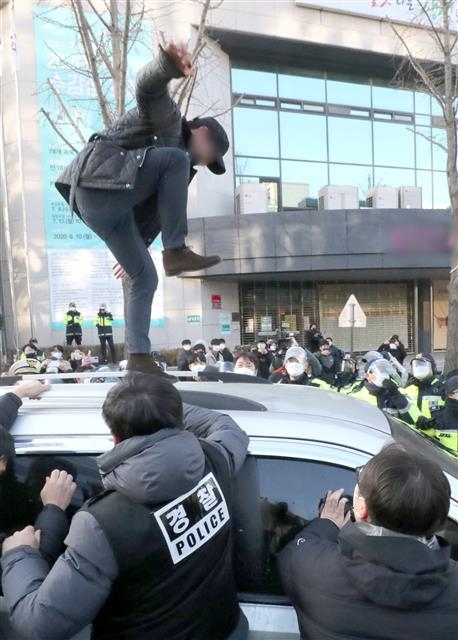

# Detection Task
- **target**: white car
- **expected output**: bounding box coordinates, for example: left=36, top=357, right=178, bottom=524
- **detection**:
left=1, top=381, right=457, bottom=639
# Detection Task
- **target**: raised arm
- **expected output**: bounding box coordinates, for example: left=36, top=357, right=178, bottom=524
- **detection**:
left=183, top=404, right=249, bottom=476
left=135, top=43, right=192, bottom=129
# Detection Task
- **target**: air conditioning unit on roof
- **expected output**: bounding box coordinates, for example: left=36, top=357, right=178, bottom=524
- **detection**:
left=318, top=185, right=359, bottom=210
left=235, top=183, right=268, bottom=215
left=398, top=186, right=422, bottom=208
left=366, top=186, right=398, bottom=209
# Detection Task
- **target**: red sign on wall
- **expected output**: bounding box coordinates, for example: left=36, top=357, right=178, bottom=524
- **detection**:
left=211, top=294, right=222, bottom=309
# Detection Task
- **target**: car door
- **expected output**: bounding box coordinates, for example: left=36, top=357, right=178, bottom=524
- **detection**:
left=234, top=437, right=370, bottom=639
left=0, top=441, right=106, bottom=640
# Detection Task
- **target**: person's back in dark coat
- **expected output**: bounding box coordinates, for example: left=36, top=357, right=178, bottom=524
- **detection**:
left=278, top=443, right=458, bottom=640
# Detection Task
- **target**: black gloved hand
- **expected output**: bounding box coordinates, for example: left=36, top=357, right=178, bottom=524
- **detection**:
left=416, top=416, right=438, bottom=431
left=382, top=379, right=408, bottom=410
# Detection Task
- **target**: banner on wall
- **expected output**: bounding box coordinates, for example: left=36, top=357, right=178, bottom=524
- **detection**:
left=433, top=280, right=448, bottom=350
left=48, top=248, right=164, bottom=331
left=33, top=7, right=164, bottom=329
left=296, top=1, right=458, bottom=30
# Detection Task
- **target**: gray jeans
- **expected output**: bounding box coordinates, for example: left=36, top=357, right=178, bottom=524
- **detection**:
left=75, top=147, right=190, bottom=354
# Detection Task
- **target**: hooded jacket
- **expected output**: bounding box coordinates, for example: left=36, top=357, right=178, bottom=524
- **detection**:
left=278, top=518, right=458, bottom=640
left=1, top=405, right=249, bottom=640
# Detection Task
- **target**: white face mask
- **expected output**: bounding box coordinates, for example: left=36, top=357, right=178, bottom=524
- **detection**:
left=183, top=345, right=191, bottom=351
left=285, top=362, right=304, bottom=378
left=269, top=345, right=276, bottom=351
left=369, top=367, right=390, bottom=388
left=235, top=367, right=255, bottom=376
left=51, top=351, right=62, bottom=359
left=412, top=361, right=432, bottom=381
left=212, top=345, right=221, bottom=352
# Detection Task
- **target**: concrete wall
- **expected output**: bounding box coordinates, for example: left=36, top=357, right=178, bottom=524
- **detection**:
left=187, top=208, right=452, bottom=277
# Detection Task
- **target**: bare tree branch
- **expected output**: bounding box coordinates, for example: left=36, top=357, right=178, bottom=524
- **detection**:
left=407, top=125, right=448, bottom=152
left=72, top=0, right=113, bottom=127
left=40, top=108, right=79, bottom=153
left=390, top=21, right=445, bottom=107
left=47, top=79, right=87, bottom=144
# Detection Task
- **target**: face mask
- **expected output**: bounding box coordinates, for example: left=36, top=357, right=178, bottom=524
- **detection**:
left=183, top=345, right=191, bottom=351
left=235, top=367, right=255, bottom=376
left=285, top=362, right=304, bottom=378
left=412, top=361, right=432, bottom=381
left=73, top=352, right=83, bottom=360
left=269, top=345, right=276, bottom=351
left=449, top=390, right=458, bottom=401
left=51, top=351, right=62, bottom=359
left=220, top=344, right=226, bottom=350
left=212, top=345, right=220, bottom=352
left=369, top=367, right=389, bottom=388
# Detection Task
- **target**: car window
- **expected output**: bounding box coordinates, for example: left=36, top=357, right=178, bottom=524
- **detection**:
left=233, top=455, right=356, bottom=599
left=1, top=454, right=103, bottom=540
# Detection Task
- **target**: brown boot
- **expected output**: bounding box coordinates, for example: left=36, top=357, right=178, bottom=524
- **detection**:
left=127, top=354, right=176, bottom=380
left=162, top=246, right=221, bottom=277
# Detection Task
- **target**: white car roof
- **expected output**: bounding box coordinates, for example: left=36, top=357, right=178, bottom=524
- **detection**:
left=4, top=381, right=391, bottom=456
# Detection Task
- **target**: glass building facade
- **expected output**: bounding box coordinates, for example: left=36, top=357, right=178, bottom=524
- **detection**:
left=232, top=67, right=448, bottom=210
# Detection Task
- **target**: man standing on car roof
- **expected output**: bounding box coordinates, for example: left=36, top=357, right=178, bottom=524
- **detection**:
left=55, top=43, right=228, bottom=377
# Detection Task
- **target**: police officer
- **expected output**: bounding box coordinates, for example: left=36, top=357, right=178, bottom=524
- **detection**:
left=64, top=302, right=84, bottom=346
left=269, top=346, right=329, bottom=389
left=346, top=358, right=424, bottom=426
left=95, top=304, right=116, bottom=364
left=405, top=353, right=445, bottom=418
left=426, top=375, right=458, bottom=454
left=335, top=353, right=358, bottom=391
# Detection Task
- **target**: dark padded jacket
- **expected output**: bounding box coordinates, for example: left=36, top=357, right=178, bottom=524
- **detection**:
left=55, top=46, right=196, bottom=245
left=278, top=518, right=458, bottom=640
left=1, top=405, right=249, bottom=640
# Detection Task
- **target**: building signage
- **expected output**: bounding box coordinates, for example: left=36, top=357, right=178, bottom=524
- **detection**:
left=212, top=294, right=222, bottom=309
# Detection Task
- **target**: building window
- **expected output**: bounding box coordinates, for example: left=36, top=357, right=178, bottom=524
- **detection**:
left=232, top=65, right=446, bottom=209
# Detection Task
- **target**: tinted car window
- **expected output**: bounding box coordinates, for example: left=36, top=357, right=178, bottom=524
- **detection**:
left=233, top=456, right=356, bottom=599
left=1, top=454, right=102, bottom=540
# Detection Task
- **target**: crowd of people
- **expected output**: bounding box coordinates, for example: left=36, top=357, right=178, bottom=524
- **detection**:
left=174, top=331, right=457, bottom=455
left=1, top=326, right=456, bottom=454
left=0, top=374, right=456, bottom=639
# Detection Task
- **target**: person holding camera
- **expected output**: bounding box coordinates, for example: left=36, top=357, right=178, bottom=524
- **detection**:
left=278, top=444, right=458, bottom=639
left=378, top=334, right=407, bottom=365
